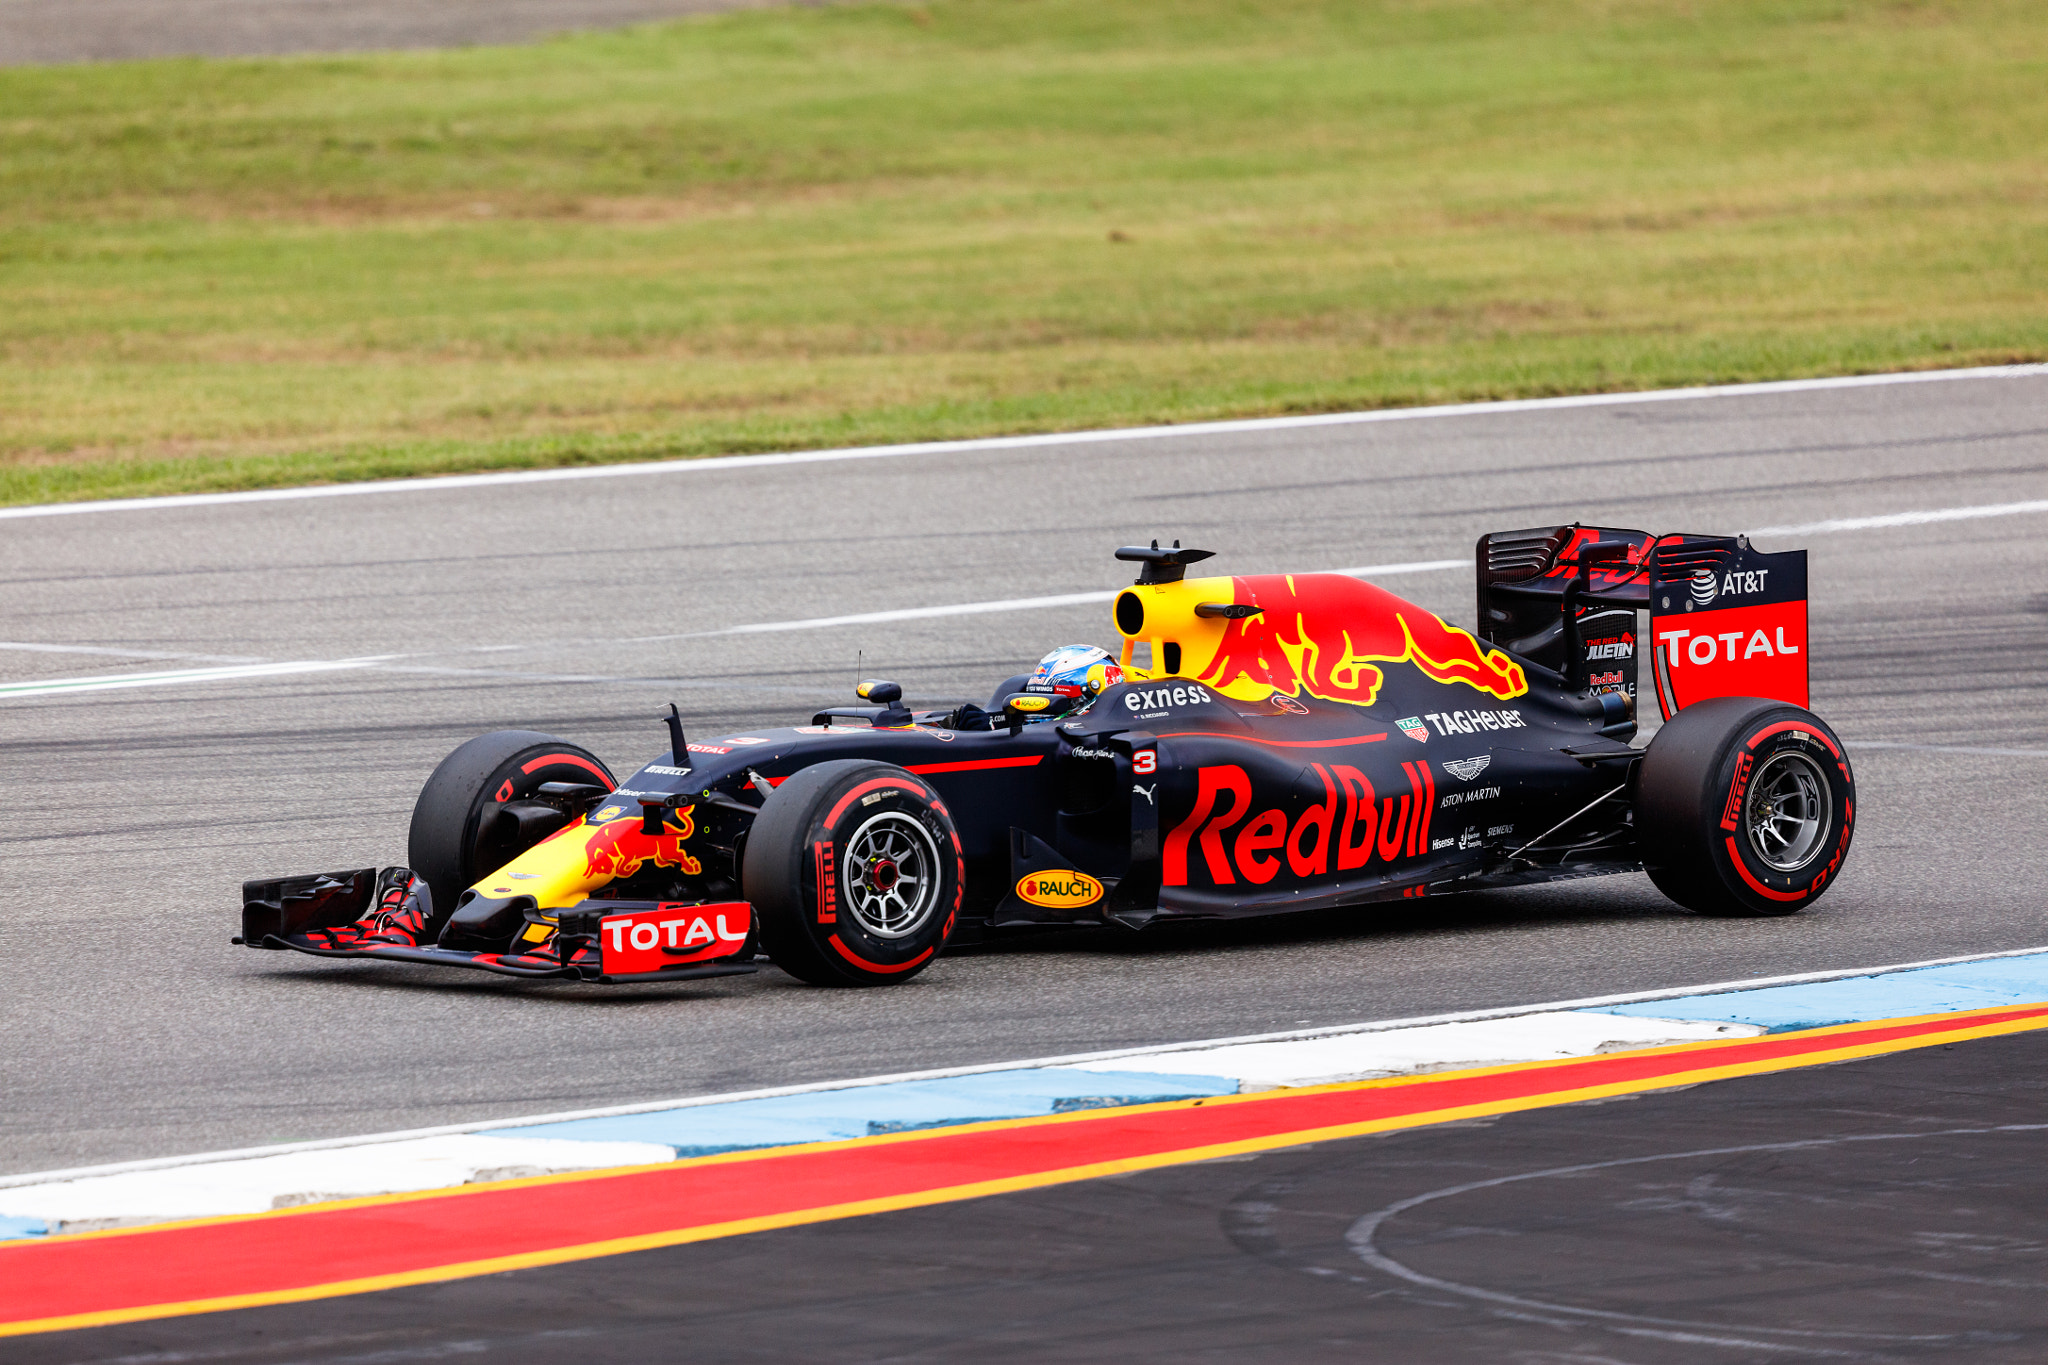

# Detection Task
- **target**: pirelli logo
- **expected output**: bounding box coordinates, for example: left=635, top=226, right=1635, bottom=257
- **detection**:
left=815, top=841, right=836, bottom=924
left=1721, top=752, right=1754, bottom=832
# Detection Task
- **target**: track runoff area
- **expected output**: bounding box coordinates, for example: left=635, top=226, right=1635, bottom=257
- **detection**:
left=13, top=951, right=2048, bottom=1356
left=4, top=365, right=2048, bottom=1357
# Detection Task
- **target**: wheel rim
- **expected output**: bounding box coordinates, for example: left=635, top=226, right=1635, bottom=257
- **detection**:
left=1744, top=750, right=1831, bottom=872
left=841, top=811, right=943, bottom=939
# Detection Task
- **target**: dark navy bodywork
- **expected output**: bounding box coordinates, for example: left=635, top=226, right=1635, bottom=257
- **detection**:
left=600, top=658, right=1637, bottom=936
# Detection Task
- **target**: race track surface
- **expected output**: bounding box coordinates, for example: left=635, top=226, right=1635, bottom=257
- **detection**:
left=20, top=1022, right=2048, bottom=1363
left=1, top=371, right=2044, bottom=1174
left=0, top=0, right=765, bottom=65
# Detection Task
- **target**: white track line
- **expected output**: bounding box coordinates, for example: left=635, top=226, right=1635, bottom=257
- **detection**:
left=9, top=940, right=2046, bottom=1189
left=0, top=560, right=1466, bottom=705
left=678, top=559, right=1473, bottom=637
left=0, top=559, right=1463, bottom=702
left=684, top=499, right=2048, bottom=638
left=714, top=589, right=1126, bottom=635
left=0, top=658, right=387, bottom=699
left=7, top=490, right=2047, bottom=702
left=1749, top=498, right=2048, bottom=537
left=1850, top=742, right=2048, bottom=758
left=0, top=642, right=259, bottom=665
left=1, top=364, right=2041, bottom=522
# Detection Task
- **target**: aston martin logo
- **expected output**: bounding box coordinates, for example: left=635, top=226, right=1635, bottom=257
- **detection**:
left=1442, top=756, right=1491, bottom=782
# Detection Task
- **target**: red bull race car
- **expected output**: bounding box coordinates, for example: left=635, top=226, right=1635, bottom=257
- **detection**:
left=238, top=529, right=1855, bottom=987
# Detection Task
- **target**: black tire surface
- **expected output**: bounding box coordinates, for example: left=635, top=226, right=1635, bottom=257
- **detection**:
left=406, top=730, right=616, bottom=922
left=1637, top=696, right=1856, bottom=917
left=744, top=760, right=962, bottom=986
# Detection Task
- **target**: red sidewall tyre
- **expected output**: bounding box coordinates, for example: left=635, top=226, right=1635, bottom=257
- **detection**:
left=1638, top=697, right=1855, bottom=917
left=744, top=760, right=962, bottom=986
left=407, top=730, right=616, bottom=920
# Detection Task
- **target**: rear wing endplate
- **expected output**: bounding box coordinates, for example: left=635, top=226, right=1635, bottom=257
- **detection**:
left=1477, top=524, right=1809, bottom=719
left=1647, top=536, right=1808, bottom=719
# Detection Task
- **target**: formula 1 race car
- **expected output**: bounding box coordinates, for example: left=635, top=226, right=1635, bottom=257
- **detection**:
left=238, top=528, right=1855, bottom=987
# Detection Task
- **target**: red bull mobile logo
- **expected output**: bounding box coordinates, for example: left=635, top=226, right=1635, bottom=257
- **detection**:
left=1195, top=575, right=1527, bottom=707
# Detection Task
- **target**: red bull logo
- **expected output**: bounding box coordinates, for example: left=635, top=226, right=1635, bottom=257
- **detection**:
left=584, top=807, right=703, bottom=881
left=1541, top=527, right=1653, bottom=585
left=1194, top=575, right=1526, bottom=706
left=1163, top=761, right=1436, bottom=888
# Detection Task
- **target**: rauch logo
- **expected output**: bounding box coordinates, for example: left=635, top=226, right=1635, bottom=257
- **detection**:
left=1016, top=872, right=1105, bottom=908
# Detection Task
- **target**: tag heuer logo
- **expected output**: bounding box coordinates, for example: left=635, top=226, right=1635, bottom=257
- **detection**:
left=1442, top=756, right=1491, bottom=782
left=1397, top=716, right=1427, bottom=742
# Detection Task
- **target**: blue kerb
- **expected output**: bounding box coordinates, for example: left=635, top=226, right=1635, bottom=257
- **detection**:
left=480, top=1068, right=1238, bottom=1156
left=1592, top=953, right=2048, bottom=1032
left=0, top=1215, right=48, bottom=1241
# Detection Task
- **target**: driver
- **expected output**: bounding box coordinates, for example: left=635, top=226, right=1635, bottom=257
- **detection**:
left=942, top=644, right=1125, bottom=731
left=1024, top=644, right=1124, bottom=704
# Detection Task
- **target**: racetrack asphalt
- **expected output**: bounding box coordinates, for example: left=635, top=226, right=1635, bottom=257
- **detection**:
left=0, top=0, right=766, bottom=65
left=1, top=371, right=2044, bottom=1175
left=20, top=1019, right=2048, bottom=1362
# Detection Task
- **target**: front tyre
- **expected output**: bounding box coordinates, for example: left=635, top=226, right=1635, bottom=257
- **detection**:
left=1637, top=697, right=1856, bottom=917
left=407, top=730, right=616, bottom=921
left=744, top=760, right=962, bottom=986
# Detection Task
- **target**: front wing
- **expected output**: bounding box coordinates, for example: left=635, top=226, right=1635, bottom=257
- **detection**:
left=237, top=869, right=757, bottom=984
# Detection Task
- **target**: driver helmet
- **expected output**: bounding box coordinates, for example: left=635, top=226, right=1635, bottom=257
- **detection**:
left=1027, top=644, right=1124, bottom=699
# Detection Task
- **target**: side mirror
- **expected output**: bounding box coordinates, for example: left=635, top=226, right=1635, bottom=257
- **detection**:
left=854, top=678, right=913, bottom=727
left=855, top=678, right=902, bottom=706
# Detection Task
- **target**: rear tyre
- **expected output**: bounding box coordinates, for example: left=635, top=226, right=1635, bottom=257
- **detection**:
left=407, top=730, right=616, bottom=924
left=743, top=760, right=962, bottom=986
left=1637, top=697, right=1855, bottom=917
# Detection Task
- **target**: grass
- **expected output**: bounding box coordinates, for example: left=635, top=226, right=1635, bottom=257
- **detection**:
left=0, top=0, right=2044, bottom=505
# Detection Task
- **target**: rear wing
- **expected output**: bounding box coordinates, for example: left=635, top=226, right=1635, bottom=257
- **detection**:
left=1475, top=525, right=1808, bottom=719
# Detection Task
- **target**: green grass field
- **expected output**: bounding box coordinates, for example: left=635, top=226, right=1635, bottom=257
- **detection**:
left=1, top=0, right=2043, bottom=505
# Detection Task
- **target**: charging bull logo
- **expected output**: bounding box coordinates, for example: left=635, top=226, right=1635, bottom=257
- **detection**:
left=584, top=807, right=703, bottom=880
left=1196, top=575, right=1526, bottom=706
left=1163, top=761, right=1436, bottom=887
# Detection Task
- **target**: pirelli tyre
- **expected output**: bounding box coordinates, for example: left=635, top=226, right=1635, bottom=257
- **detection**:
left=1637, top=697, right=1855, bottom=917
left=744, top=760, right=963, bottom=987
left=407, top=730, right=617, bottom=922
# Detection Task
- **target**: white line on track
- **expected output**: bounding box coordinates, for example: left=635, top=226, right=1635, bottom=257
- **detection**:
left=647, top=559, right=1473, bottom=639
left=0, top=364, right=2042, bottom=523
left=0, top=657, right=829, bottom=704
left=0, top=658, right=388, bottom=699
left=0, top=559, right=1464, bottom=701
left=9, top=940, right=2046, bottom=1189
left=1748, top=498, right=2048, bottom=537
left=6, top=491, right=2048, bottom=702
left=660, top=499, right=2048, bottom=638
left=0, top=641, right=259, bottom=665
left=1850, top=742, right=2048, bottom=759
